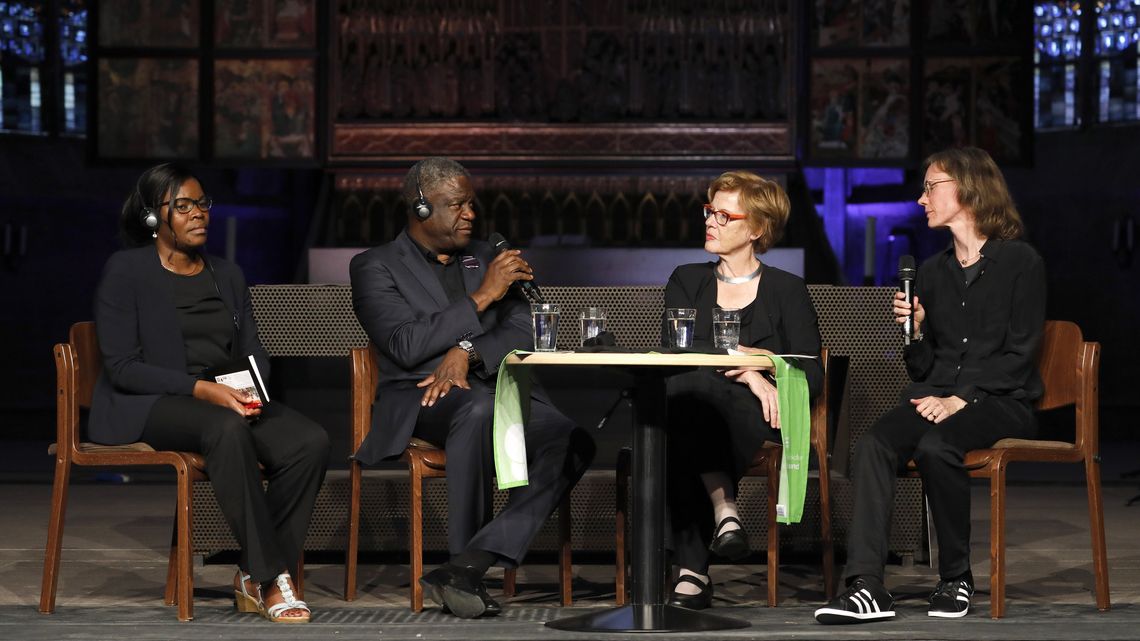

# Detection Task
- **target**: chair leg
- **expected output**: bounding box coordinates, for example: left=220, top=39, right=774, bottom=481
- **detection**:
left=175, top=466, right=194, bottom=621
left=38, top=458, right=72, bottom=614
left=295, top=555, right=305, bottom=600
left=409, top=462, right=425, bottom=612
left=164, top=528, right=177, bottom=606
left=817, top=464, right=836, bottom=600
left=1085, top=456, right=1111, bottom=611
left=558, top=494, right=573, bottom=606
left=344, top=460, right=362, bottom=601
left=614, top=448, right=629, bottom=606
left=989, top=463, right=1007, bottom=620
left=503, top=568, right=517, bottom=597
left=766, top=454, right=779, bottom=607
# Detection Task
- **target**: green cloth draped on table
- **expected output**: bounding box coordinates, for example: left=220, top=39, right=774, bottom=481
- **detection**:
left=493, top=351, right=812, bottom=524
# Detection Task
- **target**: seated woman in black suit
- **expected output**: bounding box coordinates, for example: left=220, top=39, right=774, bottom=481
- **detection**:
left=664, top=170, right=824, bottom=610
left=89, top=163, right=329, bottom=623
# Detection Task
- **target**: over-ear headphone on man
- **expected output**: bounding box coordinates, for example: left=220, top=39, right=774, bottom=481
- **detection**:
left=412, top=166, right=433, bottom=221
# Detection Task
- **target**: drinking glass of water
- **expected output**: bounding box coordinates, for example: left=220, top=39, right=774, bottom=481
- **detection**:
left=712, top=307, right=742, bottom=350
left=531, top=303, right=560, bottom=351
left=579, top=307, right=607, bottom=347
left=666, top=308, right=697, bottom=349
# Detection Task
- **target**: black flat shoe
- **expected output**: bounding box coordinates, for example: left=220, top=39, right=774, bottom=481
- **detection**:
left=668, top=575, right=713, bottom=610
left=419, top=564, right=500, bottom=618
left=708, top=516, right=749, bottom=561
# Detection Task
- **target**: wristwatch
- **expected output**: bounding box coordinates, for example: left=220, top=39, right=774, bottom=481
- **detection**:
left=457, top=339, right=480, bottom=365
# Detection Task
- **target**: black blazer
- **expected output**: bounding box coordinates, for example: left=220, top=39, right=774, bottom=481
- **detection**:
left=349, top=230, right=538, bottom=465
left=664, top=262, right=824, bottom=399
left=89, top=246, right=268, bottom=445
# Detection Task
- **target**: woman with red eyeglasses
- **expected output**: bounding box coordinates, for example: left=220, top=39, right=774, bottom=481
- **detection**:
left=662, top=170, right=824, bottom=610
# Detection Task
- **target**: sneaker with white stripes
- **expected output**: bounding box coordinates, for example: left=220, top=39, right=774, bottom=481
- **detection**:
left=928, top=578, right=974, bottom=618
left=814, top=577, right=896, bottom=624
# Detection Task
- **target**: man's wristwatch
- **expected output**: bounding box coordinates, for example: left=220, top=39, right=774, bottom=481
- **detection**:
left=457, top=339, right=480, bottom=365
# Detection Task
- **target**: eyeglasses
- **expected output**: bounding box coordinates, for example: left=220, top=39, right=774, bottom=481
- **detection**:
left=160, top=196, right=213, bottom=214
left=702, top=204, right=748, bottom=226
left=921, top=179, right=955, bottom=196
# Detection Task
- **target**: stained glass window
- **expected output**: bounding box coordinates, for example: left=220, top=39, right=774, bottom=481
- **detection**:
left=1034, top=1, right=1082, bottom=128
left=1, top=1, right=45, bottom=133
left=1095, top=0, right=1140, bottom=122
left=0, top=0, right=87, bottom=135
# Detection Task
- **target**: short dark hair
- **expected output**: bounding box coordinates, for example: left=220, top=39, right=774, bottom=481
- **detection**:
left=401, top=157, right=471, bottom=219
left=119, top=163, right=198, bottom=247
left=923, top=147, right=1024, bottom=240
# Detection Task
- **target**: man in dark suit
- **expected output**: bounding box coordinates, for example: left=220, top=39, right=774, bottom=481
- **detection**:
left=349, top=157, right=595, bottom=619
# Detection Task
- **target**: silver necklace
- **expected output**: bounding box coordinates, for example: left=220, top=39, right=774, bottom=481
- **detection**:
left=715, top=261, right=763, bottom=284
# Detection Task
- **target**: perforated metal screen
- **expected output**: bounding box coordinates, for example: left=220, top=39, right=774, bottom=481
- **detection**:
left=192, top=284, right=925, bottom=560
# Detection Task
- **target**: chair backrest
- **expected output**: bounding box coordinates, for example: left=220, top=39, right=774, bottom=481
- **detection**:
left=69, top=321, right=101, bottom=409
left=350, top=344, right=380, bottom=451
left=1033, top=320, right=1100, bottom=452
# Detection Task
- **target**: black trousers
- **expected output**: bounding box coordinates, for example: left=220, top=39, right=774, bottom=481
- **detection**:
left=842, top=396, right=1036, bottom=584
left=142, top=397, right=330, bottom=584
left=665, top=369, right=779, bottom=574
left=414, top=382, right=595, bottom=567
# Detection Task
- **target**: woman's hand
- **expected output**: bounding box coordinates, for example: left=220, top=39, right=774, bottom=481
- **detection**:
left=417, top=347, right=471, bottom=407
left=894, top=291, right=925, bottom=336
left=193, top=380, right=262, bottom=418
left=725, top=369, right=780, bottom=429
left=727, top=345, right=775, bottom=371
left=910, top=395, right=966, bottom=424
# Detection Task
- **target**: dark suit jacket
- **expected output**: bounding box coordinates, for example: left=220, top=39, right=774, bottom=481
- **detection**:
left=349, top=230, right=536, bottom=465
left=89, top=246, right=269, bottom=445
left=664, top=262, right=824, bottom=399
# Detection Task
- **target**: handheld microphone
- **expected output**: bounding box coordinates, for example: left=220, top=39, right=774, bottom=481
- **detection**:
left=487, top=232, right=545, bottom=304
left=898, top=255, right=916, bottom=346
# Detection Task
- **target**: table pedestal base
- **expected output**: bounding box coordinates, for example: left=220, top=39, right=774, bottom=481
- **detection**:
left=544, top=604, right=750, bottom=633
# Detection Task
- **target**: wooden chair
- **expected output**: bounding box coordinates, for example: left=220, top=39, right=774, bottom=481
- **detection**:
left=614, top=349, right=835, bottom=606
left=906, top=320, right=1108, bottom=618
left=344, top=343, right=574, bottom=610
left=40, top=321, right=305, bottom=622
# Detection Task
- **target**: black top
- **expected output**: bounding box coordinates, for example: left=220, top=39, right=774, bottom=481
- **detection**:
left=904, top=238, right=1046, bottom=404
left=164, top=269, right=232, bottom=376
left=408, top=234, right=470, bottom=307
left=663, top=261, right=824, bottom=399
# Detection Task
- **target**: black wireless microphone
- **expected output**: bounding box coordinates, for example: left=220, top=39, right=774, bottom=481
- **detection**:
left=898, top=255, right=916, bottom=346
left=487, top=232, right=545, bottom=304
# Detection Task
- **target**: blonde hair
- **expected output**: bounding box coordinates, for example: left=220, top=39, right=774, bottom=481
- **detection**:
left=706, top=170, right=791, bottom=253
left=924, top=147, right=1024, bottom=240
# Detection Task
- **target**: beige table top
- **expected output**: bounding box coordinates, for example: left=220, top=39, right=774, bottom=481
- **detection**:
left=504, top=351, right=775, bottom=368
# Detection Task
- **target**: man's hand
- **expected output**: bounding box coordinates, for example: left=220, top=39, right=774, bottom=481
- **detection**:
left=469, top=249, right=533, bottom=313
left=417, top=347, right=472, bottom=407
left=193, top=380, right=262, bottom=418
left=910, top=395, right=966, bottom=424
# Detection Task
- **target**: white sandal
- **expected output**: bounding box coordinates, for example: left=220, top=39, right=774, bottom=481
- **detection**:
left=233, top=571, right=261, bottom=614
left=261, top=572, right=310, bottom=624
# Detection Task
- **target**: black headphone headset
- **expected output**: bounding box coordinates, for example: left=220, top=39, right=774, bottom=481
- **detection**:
left=138, top=187, right=160, bottom=232
left=412, top=165, right=433, bottom=221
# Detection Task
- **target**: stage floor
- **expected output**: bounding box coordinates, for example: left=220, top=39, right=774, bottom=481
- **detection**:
left=3, top=483, right=1138, bottom=641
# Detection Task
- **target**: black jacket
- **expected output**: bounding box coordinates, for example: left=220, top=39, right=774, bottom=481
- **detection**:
left=89, top=246, right=268, bottom=444
left=663, top=262, right=824, bottom=399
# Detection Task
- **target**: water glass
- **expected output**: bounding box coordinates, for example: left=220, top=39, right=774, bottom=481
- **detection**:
left=665, top=308, right=697, bottom=349
left=713, top=307, right=742, bottom=350
left=579, top=307, right=607, bottom=346
left=531, top=303, right=560, bottom=351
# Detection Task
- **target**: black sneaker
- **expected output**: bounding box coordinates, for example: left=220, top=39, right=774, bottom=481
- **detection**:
left=928, top=578, right=973, bottom=618
left=814, top=577, right=896, bottom=624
